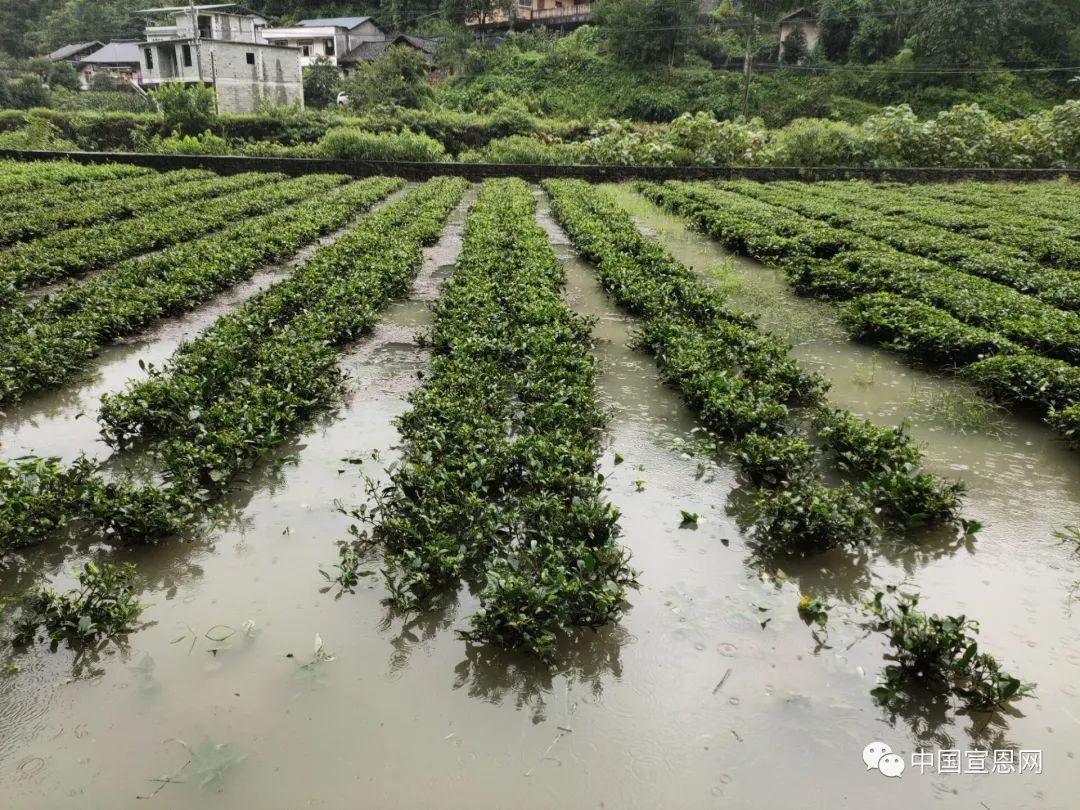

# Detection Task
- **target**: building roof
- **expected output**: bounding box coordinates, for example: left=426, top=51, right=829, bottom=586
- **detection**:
left=297, top=17, right=372, bottom=29
left=341, top=34, right=438, bottom=64
left=135, top=4, right=263, bottom=16
left=340, top=39, right=389, bottom=63
left=48, top=41, right=103, bottom=61
left=777, top=7, right=815, bottom=23
left=79, top=41, right=142, bottom=65
left=395, top=35, right=437, bottom=54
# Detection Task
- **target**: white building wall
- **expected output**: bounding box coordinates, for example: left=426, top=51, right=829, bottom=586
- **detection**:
left=262, top=21, right=386, bottom=67
left=169, top=11, right=267, bottom=43
left=199, top=41, right=303, bottom=113
left=140, top=41, right=301, bottom=113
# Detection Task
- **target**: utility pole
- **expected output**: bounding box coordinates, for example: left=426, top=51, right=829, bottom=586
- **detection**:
left=741, top=12, right=755, bottom=120
left=190, top=1, right=204, bottom=83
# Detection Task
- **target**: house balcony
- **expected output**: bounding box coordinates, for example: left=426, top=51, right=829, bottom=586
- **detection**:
left=144, top=26, right=179, bottom=42
left=465, top=2, right=594, bottom=28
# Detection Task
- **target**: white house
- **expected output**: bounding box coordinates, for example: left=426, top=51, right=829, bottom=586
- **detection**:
left=260, top=17, right=386, bottom=68
left=136, top=4, right=303, bottom=113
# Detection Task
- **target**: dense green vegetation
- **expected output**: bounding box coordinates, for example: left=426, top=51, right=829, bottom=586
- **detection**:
left=0, top=175, right=464, bottom=554
left=438, top=17, right=1079, bottom=124
left=363, top=178, right=634, bottom=658
left=641, top=178, right=1080, bottom=443
left=543, top=179, right=965, bottom=555
left=0, top=174, right=401, bottom=402
left=0, top=0, right=1077, bottom=170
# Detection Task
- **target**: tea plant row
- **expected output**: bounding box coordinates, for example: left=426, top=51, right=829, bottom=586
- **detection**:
left=720, top=180, right=1080, bottom=310
left=0, top=177, right=466, bottom=555
left=641, top=181, right=1080, bottom=444
left=543, top=180, right=965, bottom=558
left=0, top=176, right=402, bottom=404
left=869, top=587, right=1034, bottom=713
left=0, top=166, right=190, bottom=218
left=911, top=180, right=1080, bottom=229
left=0, top=159, right=147, bottom=196
left=0, top=172, right=338, bottom=300
left=802, top=181, right=1080, bottom=270
left=360, top=178, right=634, bottom=659
left=0, top=168, right=237, bottom=247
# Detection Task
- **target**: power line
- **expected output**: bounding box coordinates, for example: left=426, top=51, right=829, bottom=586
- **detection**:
left=571, top=0, right=1044, bottom=33
left=751, top=62, right=1080, bottom=75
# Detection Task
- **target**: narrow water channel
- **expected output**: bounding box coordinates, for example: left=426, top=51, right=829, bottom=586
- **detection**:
left=0, top=184, right=415, bottom=463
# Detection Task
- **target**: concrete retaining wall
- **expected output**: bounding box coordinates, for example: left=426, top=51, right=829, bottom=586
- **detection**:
left=1, top=149, right=1077, bottom=183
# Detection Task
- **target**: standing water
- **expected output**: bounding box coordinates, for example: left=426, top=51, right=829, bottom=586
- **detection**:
left=0, top=186, right=1077, bottom=809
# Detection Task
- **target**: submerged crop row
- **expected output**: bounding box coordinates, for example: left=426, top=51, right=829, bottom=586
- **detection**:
left=641, top=181, right=1080, bottom=444
left=0, top=168, right=236, bottom=248
left=0, top=176, right=403, bottom=404
left=720, top=180, right=1080, bottom=310
left=802, top=181, right=1080, bottom=270
left=362, top=178, right=634, bottom=659
left=543, top=179, right=965, bottom=556
left=0, top=177, right=465, bottom=555
left=0, top=171, right=340, bottom=300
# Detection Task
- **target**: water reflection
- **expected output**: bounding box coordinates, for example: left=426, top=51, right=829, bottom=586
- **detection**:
left=452, top=623, right=628, bottom=721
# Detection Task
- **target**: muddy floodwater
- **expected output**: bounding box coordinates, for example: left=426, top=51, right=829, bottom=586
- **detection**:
left=1, top=185, right=1079, bottom=809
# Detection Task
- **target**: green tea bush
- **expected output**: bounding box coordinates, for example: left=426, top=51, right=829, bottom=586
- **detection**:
left=869, top=588, right=1034, bottom=712
left=316, top=127, right=447, bottom=162
left=141, top=129, right=230, bottom=155
left=10, top=562, right=144, bottom=645
left=766, top=118, right=869, bottom=166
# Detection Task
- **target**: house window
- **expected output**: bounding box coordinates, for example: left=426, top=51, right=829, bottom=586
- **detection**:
left=181, top=44, right=192, bottom=67
left=246, top=52, right=255, bottom=65
left=299, top=39, right=312, bottom=57
left=144, top=47, right=154, bottom=70
left=324, top=38, right=335, bottom=56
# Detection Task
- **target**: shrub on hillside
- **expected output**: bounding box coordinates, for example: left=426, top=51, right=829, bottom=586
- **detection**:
left=316, top=127, right=447, bottom=162
left=151, top=82, right=217, bottom=136
left=768, top=118, right=869, bottom=166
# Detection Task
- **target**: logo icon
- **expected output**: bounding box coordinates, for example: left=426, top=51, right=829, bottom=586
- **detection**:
left=863, top=741, right=905, bottom=778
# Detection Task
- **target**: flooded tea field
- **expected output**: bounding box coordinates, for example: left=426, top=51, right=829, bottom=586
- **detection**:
left=1, top=161, right=1078, bottom=809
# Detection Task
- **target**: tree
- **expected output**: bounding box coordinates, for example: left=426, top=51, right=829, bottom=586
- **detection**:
left=47, top=60, right=78, bottom=90
left=27, top=0, right=146, bottom=53
left=594, top=0, right=699, bottom=67
left=8, top=76, right=49, bottom=108
left=780, top=23, right=808, bottom=65
left=380, top=0, right=444, bottom=32
left=817, top=0, right=921, bottom=65
left=303, top=59, right=340, bottom=108
left=710, top=0, right=788, bottom=118
left=441, top=0, right=513, bottom=44
left=152, top=82, right=218, bottom=135
left=911, top=0, right=1009, bottom=66
left=431, top=25, right=474, bottom=73
left=341, top=46, right=434, bottom=111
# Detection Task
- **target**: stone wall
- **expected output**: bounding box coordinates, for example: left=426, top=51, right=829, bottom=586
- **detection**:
left=1, top=149, right=1077, bottom=184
